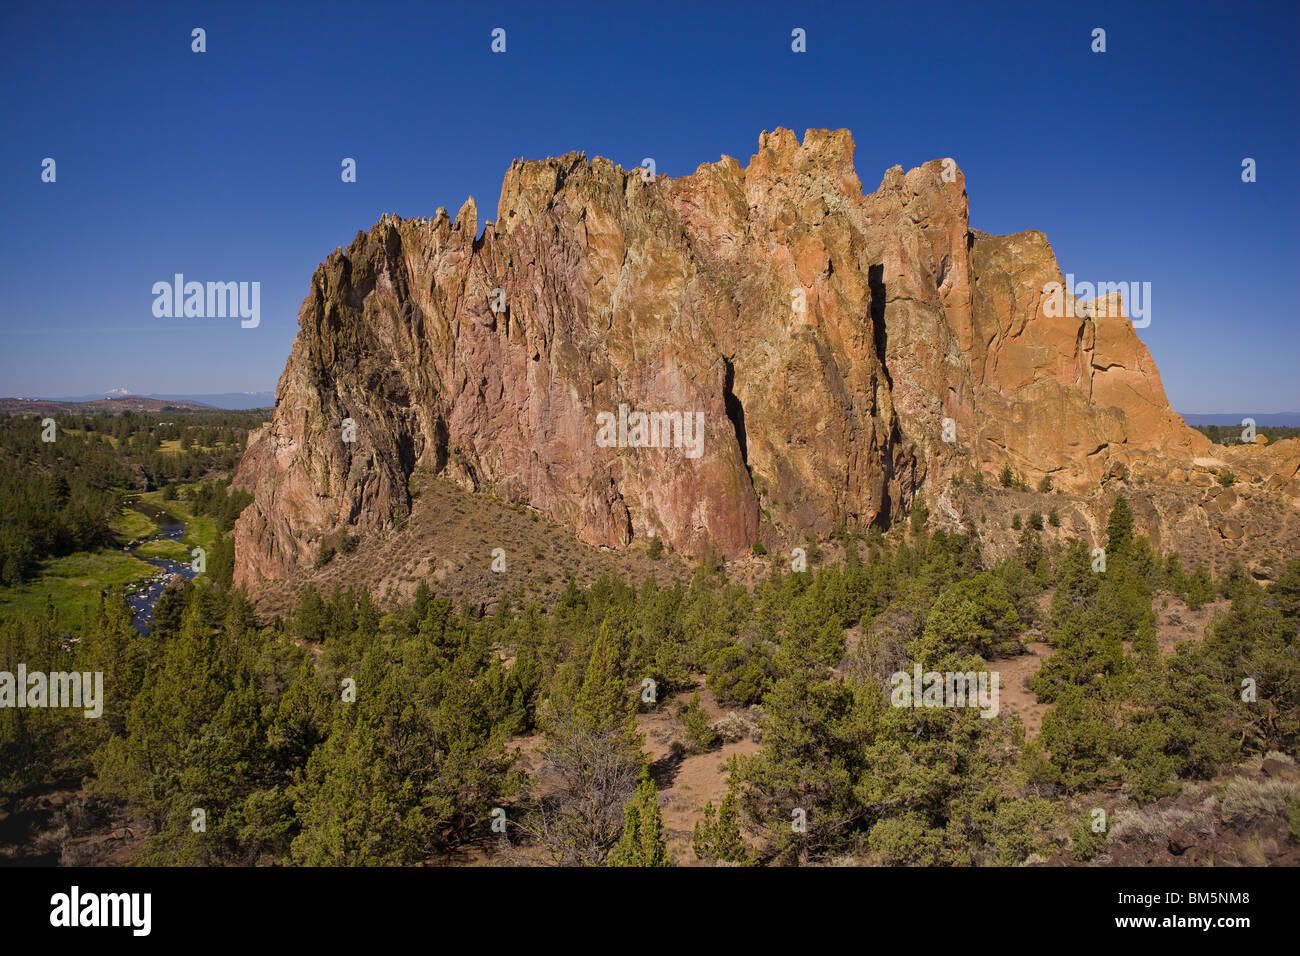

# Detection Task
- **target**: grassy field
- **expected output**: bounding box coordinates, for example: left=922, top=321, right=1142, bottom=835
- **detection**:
left=0, top=503, right=160, bottom=623
left=110, top=505, right=158, bottom=542
left=134, top=539, right=191, bottom=561
left=0, top=549, right=155, bottom=624
left=0, top=488, right=224, bottom=625
left=137, top=489, right=219, bottom=558
left=156, top=439, right=223, bottom=453
left=58, top=428, right=119, bottom=448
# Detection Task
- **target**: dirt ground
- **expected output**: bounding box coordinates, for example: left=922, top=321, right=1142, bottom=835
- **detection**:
left=490, top=680, right=760, bottom=866
left=988, top=589, right=1228, bottom=741
left=0, top=783, right=146, bottom=866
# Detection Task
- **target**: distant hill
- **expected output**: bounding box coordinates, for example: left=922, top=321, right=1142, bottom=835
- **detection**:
left=1180, top=412, right=1300, bottom=427
left=0, top=395, right=213, bottom=415
left=48, top=391, right=275, bottom=410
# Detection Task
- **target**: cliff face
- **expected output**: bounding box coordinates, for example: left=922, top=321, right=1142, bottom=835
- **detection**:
left=232, top=128, right=1297, bottom=588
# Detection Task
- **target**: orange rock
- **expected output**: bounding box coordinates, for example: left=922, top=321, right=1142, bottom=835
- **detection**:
left=232, top=130, right=1300, bottom=588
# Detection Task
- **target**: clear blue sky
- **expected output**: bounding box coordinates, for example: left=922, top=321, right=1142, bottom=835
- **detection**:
left=2, top=0, right=1296, bottom=413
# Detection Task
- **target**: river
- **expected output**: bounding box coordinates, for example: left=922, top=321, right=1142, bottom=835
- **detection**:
left=123, top=500, right=198, bottom=635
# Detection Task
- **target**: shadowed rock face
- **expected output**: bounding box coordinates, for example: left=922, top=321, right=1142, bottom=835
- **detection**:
left=232, top=128, right=1297, bottom=589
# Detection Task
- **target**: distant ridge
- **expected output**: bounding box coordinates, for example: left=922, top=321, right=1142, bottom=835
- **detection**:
left=1181, top=413, right=1300, bottom=427
left=46, top=391, right=274, bottom=410
left=0, top=396, right=212, bottom=415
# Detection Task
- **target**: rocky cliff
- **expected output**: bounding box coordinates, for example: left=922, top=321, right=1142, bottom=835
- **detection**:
left=232, top=128, right=1298, bottom=589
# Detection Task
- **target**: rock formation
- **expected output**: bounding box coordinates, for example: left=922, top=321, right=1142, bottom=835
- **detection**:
left=232, top=128, right=1298, bottom=589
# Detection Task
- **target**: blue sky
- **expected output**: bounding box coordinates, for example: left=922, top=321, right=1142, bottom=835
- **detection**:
left=1, top=0, right=1296, bottom=413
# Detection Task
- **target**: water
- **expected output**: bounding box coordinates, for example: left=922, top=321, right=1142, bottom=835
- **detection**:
left=123, top=505, right=198, bottom=635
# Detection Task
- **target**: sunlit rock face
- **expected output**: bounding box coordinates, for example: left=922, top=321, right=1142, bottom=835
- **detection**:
left=232, top=129, right=1298, bottom=588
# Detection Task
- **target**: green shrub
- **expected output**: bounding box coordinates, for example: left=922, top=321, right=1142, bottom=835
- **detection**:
left=868, top=813, right=944, bottom=865
left=915, top=573, right=1025, bottom=658
left=680, top=693, right=718, bottom=753
left=1070, top=813, right=1109, bottom=861
left=910, top=499, right=929, bottom=534
left=313, top=539, right=335, bottom=569
left=693, top=793, right=751, bottom=865
left=706, top=644, right=770, bottom=706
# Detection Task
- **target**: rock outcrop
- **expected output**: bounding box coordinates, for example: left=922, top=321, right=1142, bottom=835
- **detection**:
left=232, top=128, right=1298, bottom=589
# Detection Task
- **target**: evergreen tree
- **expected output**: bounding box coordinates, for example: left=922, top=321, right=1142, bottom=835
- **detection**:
left=915, top=574, right=1023, bottom=660
left=531, top=621, right=645, bottom=865
left=609, top=773, right=671, bottom=867
left=1186, top=563, right=1214, bottom=610
left=680, top=692, right=718, bottom=753
left=575, top=622, right=636, bottom=740
left=693, top=790, right=751, bottom=865
left=1271, top=558, right=1300, bottom=624
left=1131, top=612, right=1159, bottom=663
left=1106, top=496, right=1134, bottom=555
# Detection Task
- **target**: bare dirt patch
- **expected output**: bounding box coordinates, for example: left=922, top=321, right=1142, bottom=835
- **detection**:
left=1153, top=593, right=1229, bottom=654
left=992, top=641, right=1053, bottom=740
left=247, top=474, right=695, bottom=620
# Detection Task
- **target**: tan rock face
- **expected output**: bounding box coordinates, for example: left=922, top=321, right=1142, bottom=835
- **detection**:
left=232, top=129, right=1298, bottom=588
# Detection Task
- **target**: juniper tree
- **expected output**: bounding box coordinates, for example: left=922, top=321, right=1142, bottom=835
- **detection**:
left=680, top=692, right=718, bottom=753
left=693, top=790, right=750, bottom=865
left=528, top=622, right=646, bottom=865
left=1106, top=496, right=1134, bottom=555
left=609, top=773, right=671, bottom=867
